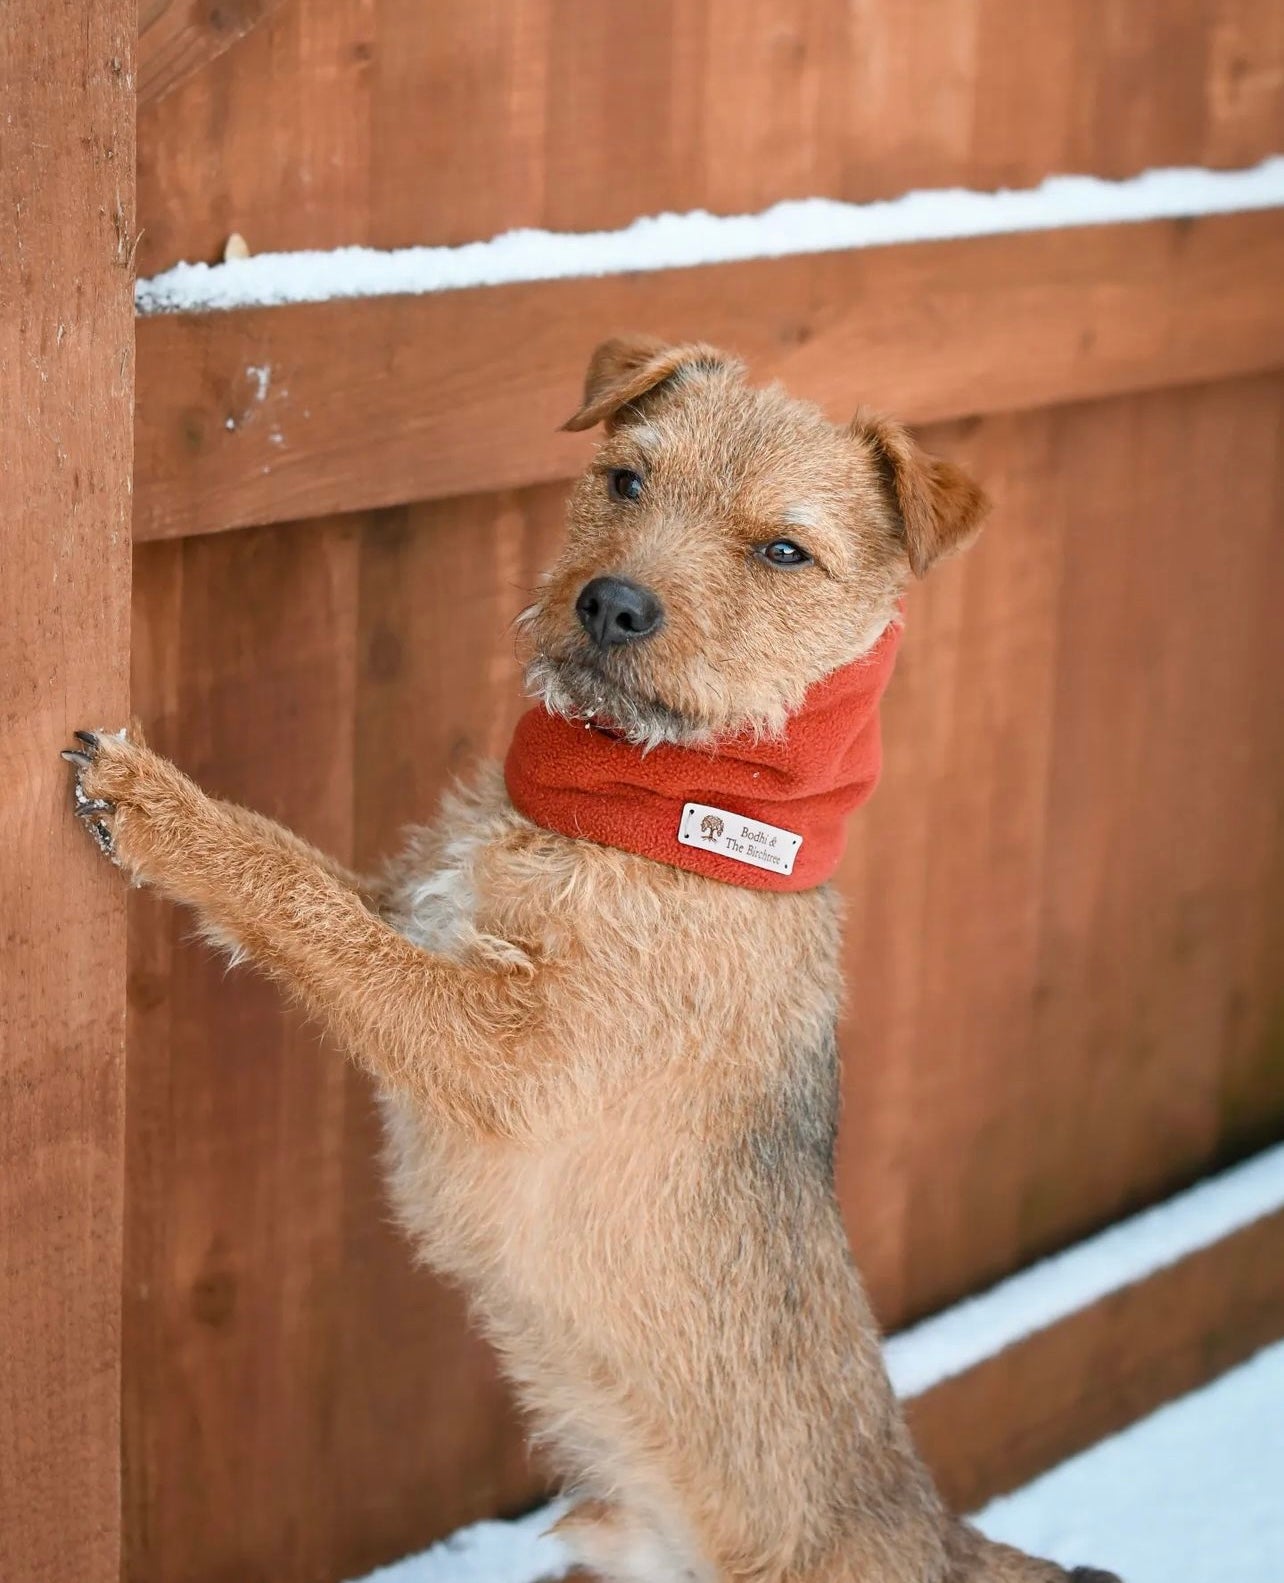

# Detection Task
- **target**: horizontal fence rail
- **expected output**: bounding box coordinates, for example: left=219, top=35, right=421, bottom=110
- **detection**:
left=134, top=209, right=1284, bottom=541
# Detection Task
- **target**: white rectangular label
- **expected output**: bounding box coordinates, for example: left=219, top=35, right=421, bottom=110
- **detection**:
left=677, top=801, right=803, bottom=877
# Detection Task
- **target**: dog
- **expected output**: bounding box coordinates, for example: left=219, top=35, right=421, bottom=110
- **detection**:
left=65, top=337, right=1119, bottom=1583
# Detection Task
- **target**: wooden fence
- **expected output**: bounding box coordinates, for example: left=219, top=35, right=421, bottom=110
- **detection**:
left=3, top=4, right=1283, bottom=1582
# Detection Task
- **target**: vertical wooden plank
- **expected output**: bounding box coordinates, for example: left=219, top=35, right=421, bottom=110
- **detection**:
left=1065, top=0, right=1209, bottom=176
left=838, top=380, right=1284, bottom=1332
left=1203, top=0, right=1284, bottom=169
left=969, top=0, right=1077, bottom=185
left=837, top=410, right=1068, bottom=1322
left=372, top=0, right=552, bottom=247
left=126, top=521, right=361, bottom=1583
left=1214, top=376, right=1284, bottom=1158
left=0, top=3, right=134, bottom=1580
left=336, top=486, right=573, bottom=1575
left=126, top=492, right=570, bottom=1583
left=137, top=0, right=374, bottom=272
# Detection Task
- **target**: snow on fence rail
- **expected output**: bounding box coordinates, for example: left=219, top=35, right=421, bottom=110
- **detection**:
left=885, top=1140, right=1284, bottom=1398
left=136, top=158, right=1284, bottom=315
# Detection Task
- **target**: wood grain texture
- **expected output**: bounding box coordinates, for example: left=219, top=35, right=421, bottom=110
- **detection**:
left=0, top=3, right=135, bottom=1580
left=125, top=524, right=364, bottom=1583
left=133, top=209, right=1284, bottom=542
left=337, top=487, right=574, bottom=1575
left=836, top=374, right=1284, bottom=1326
left=125, top=377, right=1284, bottom=1580
left=123, top=494, right=565, bottom=1583
left=139, top=0, right=288, bottom=109
left=909, top=1204, right=1284, bottom=1511
left=134, top=0, right=1284, bottom=274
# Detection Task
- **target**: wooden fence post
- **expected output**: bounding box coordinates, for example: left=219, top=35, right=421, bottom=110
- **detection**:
left=0, top=4, right=135, bottom=1579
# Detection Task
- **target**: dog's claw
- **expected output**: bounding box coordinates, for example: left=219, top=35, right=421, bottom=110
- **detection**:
left=63, top=733, right=121, bottom=862
left=71, top=776, right=112, bottom=816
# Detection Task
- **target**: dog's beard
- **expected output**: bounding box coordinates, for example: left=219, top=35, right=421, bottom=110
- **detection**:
left=523, top=651, right=711, bottom=753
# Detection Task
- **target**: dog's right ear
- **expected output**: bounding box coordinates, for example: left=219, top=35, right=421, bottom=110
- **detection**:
left=852, top=409, right=988, bottom=577
left=562, top=336, right=737, bottom=432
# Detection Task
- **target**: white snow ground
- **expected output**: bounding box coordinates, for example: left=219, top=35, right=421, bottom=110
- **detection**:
left=976, top=1339, right=1284, bottom=1582
left=350, top=1502, right=573, bottom=1583
left=348, top=1145, right=1284, bottom=1583
left=136, top=158, right=1284, bottom=314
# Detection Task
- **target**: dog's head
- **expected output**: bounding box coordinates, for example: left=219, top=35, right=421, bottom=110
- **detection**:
left=521, top=336, right=987, bottom=747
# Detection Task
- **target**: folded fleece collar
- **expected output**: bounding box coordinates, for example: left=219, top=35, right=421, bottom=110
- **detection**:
left=503, top=619, right=902, bottom=893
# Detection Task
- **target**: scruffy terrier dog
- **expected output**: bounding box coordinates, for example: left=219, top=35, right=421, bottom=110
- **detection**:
left=66, top=339, right=1118, bottom=1583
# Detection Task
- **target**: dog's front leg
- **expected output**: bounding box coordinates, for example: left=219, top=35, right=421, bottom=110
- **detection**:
left=63, top=730, right=538, bottom=1134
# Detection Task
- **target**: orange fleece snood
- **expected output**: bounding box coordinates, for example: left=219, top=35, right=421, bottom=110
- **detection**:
left=504, top=619, right=901, bottom=893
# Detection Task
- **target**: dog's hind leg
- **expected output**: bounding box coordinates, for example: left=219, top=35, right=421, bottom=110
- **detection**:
left=550, top=1500, right=710, bottom=1583
left=945, top=1524, right=1121, bottom=1583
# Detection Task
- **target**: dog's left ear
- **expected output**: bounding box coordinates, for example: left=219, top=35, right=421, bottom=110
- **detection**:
left=562, top=336, right=738, bottom=432
left=852, top=410, right=988, bottom=577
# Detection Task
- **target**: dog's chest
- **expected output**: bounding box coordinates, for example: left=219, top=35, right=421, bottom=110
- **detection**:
left=379, top=773, right=574, bottom=965
left=380, top=795, right=512, bottom=959
left=386, top=858, right=479, bottom=956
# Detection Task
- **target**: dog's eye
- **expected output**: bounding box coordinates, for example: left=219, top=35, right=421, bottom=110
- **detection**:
left=609, top=468, right=644, bottom=503
left=757, top=539, right=812, bottom=568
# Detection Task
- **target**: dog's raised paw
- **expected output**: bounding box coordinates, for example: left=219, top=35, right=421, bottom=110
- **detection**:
left=61, top=728, right=130, bottom=862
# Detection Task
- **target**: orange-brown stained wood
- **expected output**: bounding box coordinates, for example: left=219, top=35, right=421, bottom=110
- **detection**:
left=132, top=211, right=1284, bottom=543
left=1011, top=376, right=1284, bottom=1277
left=125, top=378, right=1284, bottom=1582
left=0, top=3, right=135, bottom=1580
left=134, top=0, right=1284, bottom=274
left=837, top=374, right=1284, bottom=1326
left=909, top=1205, right=1284, bottom=1512
left=139, top=0, right=288, bottom=108
left=105, top=2, right=1284, bottom=1574
left=833, top=406, right=1066, bottom=1322
left=336, top=488, right=569, bottom=1573
left=124, top=497, right=565, bottom=1583
left=126, top=523, right=364, bottom=1582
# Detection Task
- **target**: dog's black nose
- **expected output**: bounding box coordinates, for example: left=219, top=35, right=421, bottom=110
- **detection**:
left=575, top=576, right=664, bottom=649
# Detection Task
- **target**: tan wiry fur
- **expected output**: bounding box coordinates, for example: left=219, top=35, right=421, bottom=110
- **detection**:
left=64, top=340, right=1116, bottom=1583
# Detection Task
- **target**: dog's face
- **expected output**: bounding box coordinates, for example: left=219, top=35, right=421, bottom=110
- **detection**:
left=522, top=337, right=987, bottom=746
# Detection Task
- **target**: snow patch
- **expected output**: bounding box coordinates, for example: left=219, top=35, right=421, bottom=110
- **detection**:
left=976, top=1338, right=1284, bottom=1583
left=136, top=158, right=1284, bottom=315
left=351, top=1501, right=570, bottom=1583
